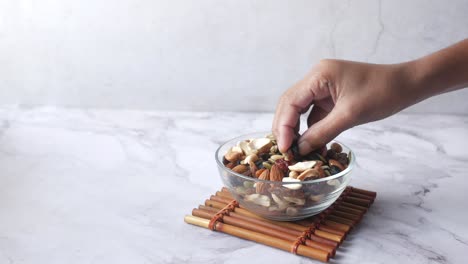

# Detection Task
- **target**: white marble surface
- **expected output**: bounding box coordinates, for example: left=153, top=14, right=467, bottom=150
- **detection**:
left=1, top=0, right=468, bottom=113
left=0, top=106, right=467, bottom=263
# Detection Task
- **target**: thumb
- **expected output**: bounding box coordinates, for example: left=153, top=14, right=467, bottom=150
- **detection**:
left=298, top=105, right=353, bottom=155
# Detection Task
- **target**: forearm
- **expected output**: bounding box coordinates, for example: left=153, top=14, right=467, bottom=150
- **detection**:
left=406, top=39, right=468, bottom=101
left=273, top=39, right=468, bottom=153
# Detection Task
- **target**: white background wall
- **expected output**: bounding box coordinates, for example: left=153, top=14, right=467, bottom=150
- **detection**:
left=0, top=0, right=467, bottom=113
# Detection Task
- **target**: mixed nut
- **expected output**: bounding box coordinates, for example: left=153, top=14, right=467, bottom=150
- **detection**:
left=222, top=134, right=351, bottom=216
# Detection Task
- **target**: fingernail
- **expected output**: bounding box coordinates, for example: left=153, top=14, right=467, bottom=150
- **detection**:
left=298, top=140, right=312, bottom=155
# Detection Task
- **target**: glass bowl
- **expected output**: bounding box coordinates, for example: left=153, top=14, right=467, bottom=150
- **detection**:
left=215, top=132, right=355, bottom=221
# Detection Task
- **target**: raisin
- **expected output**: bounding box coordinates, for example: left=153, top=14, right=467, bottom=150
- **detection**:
left=305, top=152, right=320, bottom=161
left=336, top=153, right=349, bottom=166
left=326, top=149, right=337, bottom=160
left=274, top=158, right=290, bottom=174
left=255, top=159, right=264, bottom=169
left=290, top=139, right=302, bottom=161
left=260, top=153, right=270, bottom=161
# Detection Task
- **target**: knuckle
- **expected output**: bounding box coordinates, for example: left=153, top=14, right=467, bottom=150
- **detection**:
left=279, top=89, right=296, bottom=106
left=318, top=58, right=333, bottom=67
left=317, top=59, right=338, bottom=71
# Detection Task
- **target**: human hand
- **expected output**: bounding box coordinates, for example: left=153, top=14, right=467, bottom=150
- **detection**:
left=272, top=59, right=414, bottom=155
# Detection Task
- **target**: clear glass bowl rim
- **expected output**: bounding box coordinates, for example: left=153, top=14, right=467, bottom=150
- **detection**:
left=215, top=132, right=355, bottom=185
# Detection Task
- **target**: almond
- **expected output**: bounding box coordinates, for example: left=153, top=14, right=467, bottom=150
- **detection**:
left=269, top=164, right=284, bottom=182
left=283, top=196, right=305, bottom=205
left=225, top=151, right=242, bottom=163
left=297, top=169, right=320, bottom=181
left=313, top=161, right=324, bottom=168
left=256, top=169, right=270, bottom=194
left=245, top=193, right=271, bottom=207
left=249, top=161, right=258, bottom=176
left=231, top=146, right=243, bottom=154
left=232, top=164, right=248, bottom=174
left=271, top=193, right=289, bottom=210
left=282, top=177, right=302, bottom=190
left=329, top=159, right=345, bottom=171
left=239, top=141, right=256, bottom=155
left=313, top=161, right=326, bottom=178
left=310, top=194, right=324, bottom=202
left=255, top=182, right=269, bottom=194
left=258, top=169, right=270, bottom=181
left=288, top=161, right=317, bottom=172
left=286, top=207, right=299, bottom=216
left=244, top=154, right=259, bottom=164
left=289, top=171, right=299, bottom=179
left=327, top=179, right=340, bottom=186
left=251, top=138, right=273, bottom=154
left=255, top=168, right=266, bottom=178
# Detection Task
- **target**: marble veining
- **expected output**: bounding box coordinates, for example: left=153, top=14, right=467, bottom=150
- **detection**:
left=0, top=106, right=466, bottom=263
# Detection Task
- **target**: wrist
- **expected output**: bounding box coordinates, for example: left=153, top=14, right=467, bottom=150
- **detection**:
left=404, top=39, right=468, bottom=98
left=397, top=59, right=437, bottom=105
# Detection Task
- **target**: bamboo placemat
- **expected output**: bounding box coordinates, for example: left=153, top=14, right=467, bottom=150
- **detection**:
left=184, top=186, right=376, bottom=262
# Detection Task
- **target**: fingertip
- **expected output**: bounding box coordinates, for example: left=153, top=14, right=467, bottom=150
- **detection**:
left=298, top=139, right=313, bottom=155
left=278, top=144, right=288, bottom=154
left=277, top=133, right=289, bottom=153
